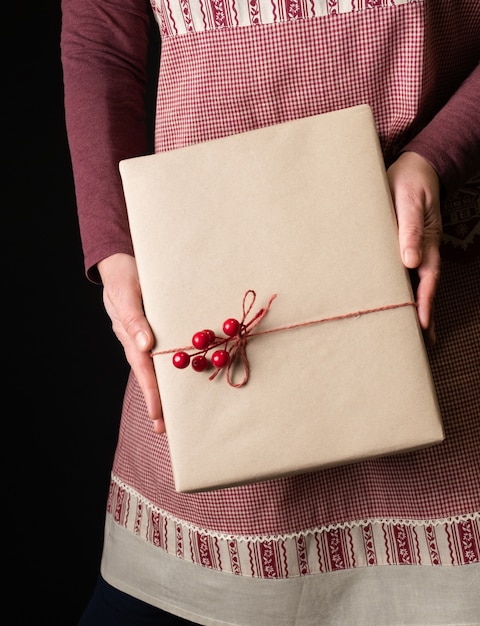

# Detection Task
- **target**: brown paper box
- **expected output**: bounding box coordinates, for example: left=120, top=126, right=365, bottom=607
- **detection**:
left=120, top=105, right=444, bottom=493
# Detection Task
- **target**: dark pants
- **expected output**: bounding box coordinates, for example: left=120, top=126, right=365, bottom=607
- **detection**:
left=78, top=575, right=200, bottom=625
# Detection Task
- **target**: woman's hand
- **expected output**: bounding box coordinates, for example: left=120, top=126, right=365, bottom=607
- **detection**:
left=387, top=151, right=442, bottom=346
left=97, top=252, right=165, bottom=433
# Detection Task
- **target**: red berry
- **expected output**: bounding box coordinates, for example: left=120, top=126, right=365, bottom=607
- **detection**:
left=192, top=331, right=210, bottom=350
left=223, top=318, right=240, bottom=337
left=211, top=349, right=230, bottom=368
left=203, top=329, right=216, bottom=344
left=172, top=351, right=190, bottom=369
left=191, top=355, right=208, bottom=372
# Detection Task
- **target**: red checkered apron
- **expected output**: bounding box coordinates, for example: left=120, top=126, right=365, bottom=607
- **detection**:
left=107, top=0, right=480, bottom=578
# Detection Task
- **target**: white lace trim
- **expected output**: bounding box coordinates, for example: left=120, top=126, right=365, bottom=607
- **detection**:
left=111, top=473, right=478, bottom=541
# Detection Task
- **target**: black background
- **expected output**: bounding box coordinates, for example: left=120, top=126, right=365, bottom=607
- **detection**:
left=9, top=3, right=130, bottom=623
left=7, top=4, right=478, bottom=625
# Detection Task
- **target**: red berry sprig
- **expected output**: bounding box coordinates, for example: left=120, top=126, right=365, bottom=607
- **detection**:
left=172, top=322, right=240, bottom=373
left=166, top=291, right=277, bottom=387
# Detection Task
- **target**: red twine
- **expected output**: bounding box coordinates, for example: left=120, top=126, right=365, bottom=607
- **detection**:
left=151, top=290, right=416, bottom=388
left=212, top=290, right=276, bottom=387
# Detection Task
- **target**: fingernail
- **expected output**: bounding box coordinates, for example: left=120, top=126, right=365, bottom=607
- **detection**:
left=135, top=331, right=149, bottom=349
left=404, top=248, right=420, bottom=267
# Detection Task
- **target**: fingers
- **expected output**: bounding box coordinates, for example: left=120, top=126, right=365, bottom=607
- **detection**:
left=98, top=253, right=165, bottom=432
left=397, top=205, right=424, bottom=270
left=389, top=153, right=429, bottom=269
left=126, top=344, right=165, bottom=432
left=387, top=152, right=442, bottom=343
left=415, top=244, right=441, bottom=346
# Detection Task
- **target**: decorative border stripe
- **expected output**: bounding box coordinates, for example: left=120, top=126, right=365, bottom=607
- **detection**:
left=151, top=0, right=416, bottom=36
left=107, top=478, right=480, bottom=577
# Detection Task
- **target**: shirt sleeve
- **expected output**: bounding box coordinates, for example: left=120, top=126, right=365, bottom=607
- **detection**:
left=60, top=0, right=153, bottom=283
left=402, top=63, right=480, bottom=195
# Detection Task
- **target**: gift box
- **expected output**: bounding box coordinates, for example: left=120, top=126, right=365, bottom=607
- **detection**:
left=119, top=105, right=444, bottom=493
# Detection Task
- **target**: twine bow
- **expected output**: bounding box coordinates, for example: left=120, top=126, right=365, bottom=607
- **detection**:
left=211, top=290, right=277, bottom=388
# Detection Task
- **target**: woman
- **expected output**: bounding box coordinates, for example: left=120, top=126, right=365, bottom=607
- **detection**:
left=61, top=0, right=480, bottom=623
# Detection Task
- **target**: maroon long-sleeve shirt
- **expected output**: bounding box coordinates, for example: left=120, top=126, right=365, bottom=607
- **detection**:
left=61, top=0, right=480, bottom=283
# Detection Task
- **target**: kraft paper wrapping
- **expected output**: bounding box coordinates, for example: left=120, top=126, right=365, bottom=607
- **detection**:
left=120, top=105, right=444, bottom=493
